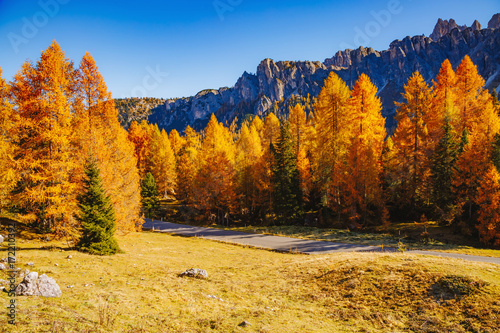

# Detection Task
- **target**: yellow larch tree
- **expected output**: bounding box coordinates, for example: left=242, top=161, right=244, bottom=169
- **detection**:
left=475, top=165, right=500, bottom=246
left=147, top=126, right=177, bottom=198
left=236, top=122, right=263, bottom=215
left=392, top=71, right=434, bottom=210
left=0, top=68, right=18, bottom=210
left=10, top=41, right=78, bottom=236
left=74, top=51, right=142, bottom=233
left=343, top=73, right=386, bottom=225
left=175, top=125, right=200, bottom=201
left=128, top=120, right=151, bottom=178
left=455, top=55, right=489, bottom=133
left=313, top=72, right=351, bottom=216
left=193, top=114, right=238, bottom=223
left=431, top=59, right=457, bottom=141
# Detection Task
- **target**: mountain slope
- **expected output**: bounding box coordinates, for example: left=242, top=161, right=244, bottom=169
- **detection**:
left=146, top=14, right=500, bottom=133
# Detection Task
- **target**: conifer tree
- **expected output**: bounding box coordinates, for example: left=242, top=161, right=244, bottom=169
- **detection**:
left=0, top=68, right=17, bottom=210
left=313, top=72, right=351, bottom=216
left=271, top=121, right=303, bottom=224
left=141, top=172, right=159, bottom=218
left=492, top=133, right=500, bottom=173
left=392, top=71, right=434, bottom=211
left=343, top=74, right=386, bottom=226
left=76, top=161, right=120, bottom=255
left=475, top=165, right=500, bottom=246
left=430, top=118, right=458, bottom=219
left=10, top=41, right=78, bottom=235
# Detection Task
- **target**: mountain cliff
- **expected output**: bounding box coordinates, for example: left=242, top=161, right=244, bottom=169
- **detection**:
left=144, top=14, right=500, bottom=133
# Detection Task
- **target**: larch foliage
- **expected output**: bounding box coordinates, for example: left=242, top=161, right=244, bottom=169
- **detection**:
left=236, top=122, right=263, bottom=214
left=475, top=165, right=500, bottom=246
left=392, top=71, right=434, bottom=210
left=10, top=41, right=78, bottom=236
left=343, top=74, right=386, bottom=225
left=0, top=68, right=17, bottom=210
left=455, top=55, right=489, bottom=134
left=147, top=126, right=176, bottom=198
left=74, top=52, right=142, bottom=233
left=432, top=59, right=457, bottom=142
left=313, top=72, right=351, bottom=215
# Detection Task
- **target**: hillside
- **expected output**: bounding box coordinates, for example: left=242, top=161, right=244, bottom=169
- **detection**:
left=130, top=13, right=500, bottom=133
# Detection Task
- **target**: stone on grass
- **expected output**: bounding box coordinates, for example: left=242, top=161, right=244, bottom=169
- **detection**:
left=0, top=234, right=4, bottom=243
left=179, top=268, right=208, bottom=279
left=0, top=263, right=6, bottom=270
left=238, top=321, right=251, bottom=327
left=15, top=271, right=62, bottom=297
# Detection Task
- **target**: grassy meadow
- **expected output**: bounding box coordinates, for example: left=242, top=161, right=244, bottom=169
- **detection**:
left=1, top=226, right=500, bottom=332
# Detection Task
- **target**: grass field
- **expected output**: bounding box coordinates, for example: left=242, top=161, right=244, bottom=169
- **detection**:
left=1, top=227, right=500, bottom=332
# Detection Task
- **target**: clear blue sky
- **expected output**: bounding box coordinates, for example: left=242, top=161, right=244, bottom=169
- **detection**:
left=0, top=0, right=498, bottom=99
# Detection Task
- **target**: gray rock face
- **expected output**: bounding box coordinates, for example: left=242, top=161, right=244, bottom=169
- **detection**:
left=488, top=14, right=500, bottom=29
left=179, top=268, right=208, bottom=279
left=429, top=18, right=467, bottom=41
left=148, top=14, right=500, bottom=133
left=15, top=271, right=62, bottom=297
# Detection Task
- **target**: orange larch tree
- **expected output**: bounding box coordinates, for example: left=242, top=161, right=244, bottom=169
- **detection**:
left=475, top=165, right=500, bottom=246
left=343, top=73, right=386, bottom=226
left=313, top=72, right=351, bottom=218
left=10, top=41, right=78, bottom=236
left=392, top=71, right=434, bottom=211
left=74, top=51, right=142, bottom=233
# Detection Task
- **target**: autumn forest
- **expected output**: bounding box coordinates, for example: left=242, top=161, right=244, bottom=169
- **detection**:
left=1, top=41, right=500, bottom=247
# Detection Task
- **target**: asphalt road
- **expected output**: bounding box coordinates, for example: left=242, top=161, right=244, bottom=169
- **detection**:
left=143, top=219, right=500, bottom=265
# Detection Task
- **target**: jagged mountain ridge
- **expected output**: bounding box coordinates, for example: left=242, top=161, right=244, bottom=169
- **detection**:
left=147, top=14, right=500, bottom=133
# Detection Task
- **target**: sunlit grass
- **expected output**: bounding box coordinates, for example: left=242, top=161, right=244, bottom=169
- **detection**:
left=0, top=228, right=499, bottom=332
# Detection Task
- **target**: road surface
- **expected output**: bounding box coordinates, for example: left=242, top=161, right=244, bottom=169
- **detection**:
left=143, top=219, right=500, bottom=265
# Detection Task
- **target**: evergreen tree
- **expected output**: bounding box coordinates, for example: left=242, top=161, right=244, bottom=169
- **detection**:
left=141, top=172, right=159, bottom=218
left=430, top=118, right=458, bottom=219
left=271, top=121, right=303, bottom=224
left=76, top=161, right=120, bottom=255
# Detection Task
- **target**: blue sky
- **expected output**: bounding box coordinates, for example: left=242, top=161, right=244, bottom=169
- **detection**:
left=0, top=0, right=498, bottom=99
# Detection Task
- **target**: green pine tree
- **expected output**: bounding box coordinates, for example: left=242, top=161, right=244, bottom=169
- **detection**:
left=271, top=121, right=303, bottom=225
left=141, top=172, right=159, bottom=218
left=430, top=119, right=458, bottom=219
left=76, top=161, right=120, bottom=255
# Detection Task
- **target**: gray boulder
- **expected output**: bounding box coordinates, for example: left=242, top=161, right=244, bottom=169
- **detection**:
left=15, top=271, right=61, bottom=297
left=179, top=268, right=208, bottom=279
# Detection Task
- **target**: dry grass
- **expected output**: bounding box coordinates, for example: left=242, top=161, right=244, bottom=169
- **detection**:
left=0, top=229, right=499, bottom=332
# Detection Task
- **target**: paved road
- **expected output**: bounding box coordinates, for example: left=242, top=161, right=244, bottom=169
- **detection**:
left=143, top=219, right=500, bottom=265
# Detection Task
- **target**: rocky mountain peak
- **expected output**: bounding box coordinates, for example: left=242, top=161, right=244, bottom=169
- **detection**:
left=429, top=18, right=467, bottom=41
left=489, top=13, right=500, bottom=29
left=471, top=20, right=481, bottom=31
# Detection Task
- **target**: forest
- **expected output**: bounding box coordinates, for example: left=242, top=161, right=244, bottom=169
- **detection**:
left=1, top=42, right=500, bottom=247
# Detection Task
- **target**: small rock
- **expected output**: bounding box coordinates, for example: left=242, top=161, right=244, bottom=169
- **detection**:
left=0, top=258, right=6, bottom=263
left=16, top=271, right=62, bottom=297
left=54, top=263, right=59, bottom=267
left=67, top=285, right=74, bottom=289
left=0, top=264, right=6, bottom=270
left=140, top=278, right=145, bottom=281
left=179, top=268, right=208, bottom=279
left=238, top=321, right=251, bottom=327
left=0, top=234, right=4, bottom=243
left=27, top=262, right=34, bottom=267
left=66, top=255, right=72, bottom=259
